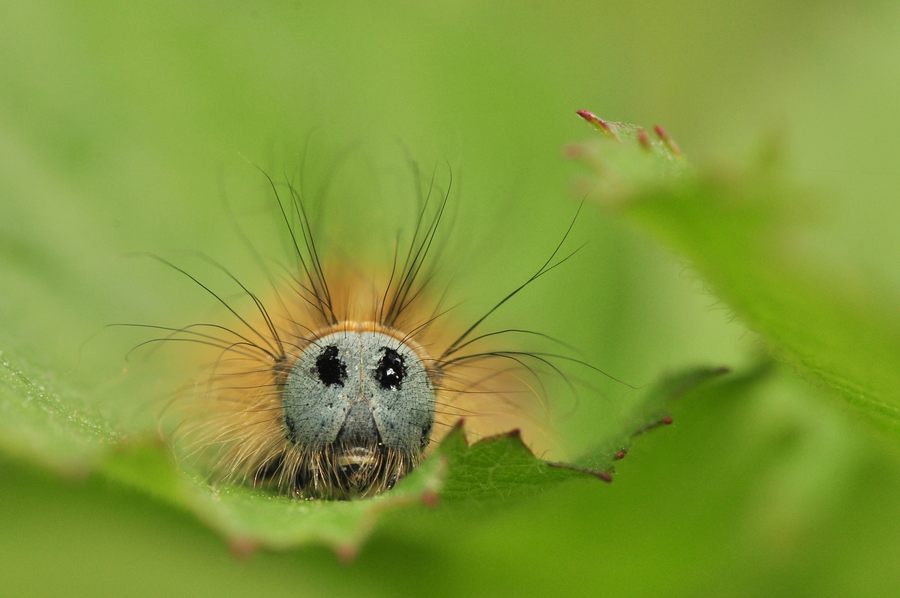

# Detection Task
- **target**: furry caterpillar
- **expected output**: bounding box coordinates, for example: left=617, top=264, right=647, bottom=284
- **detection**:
left=139, top=160, right=588, bottom=500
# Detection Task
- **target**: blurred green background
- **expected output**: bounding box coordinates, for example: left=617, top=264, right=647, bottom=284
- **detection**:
left=1, top=1, right=899, bottom=596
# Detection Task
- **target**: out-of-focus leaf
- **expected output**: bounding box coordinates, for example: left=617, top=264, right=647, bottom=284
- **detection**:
left=572, top=113, right=900, bottom=436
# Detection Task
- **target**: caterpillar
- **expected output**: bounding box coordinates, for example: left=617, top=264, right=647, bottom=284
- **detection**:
left=131, top=153, right=605, bottom=500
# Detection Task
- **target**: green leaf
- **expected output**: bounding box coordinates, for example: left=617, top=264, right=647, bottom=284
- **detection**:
left=568, top=366, right=730, bottom=471
left=0, top=339, right=724, bottom=553
left=572, top=114, right=900, bottom=435
left=6, top=360, right=900, bottom=597
left=102, top=364, right=723, bottom=553
left=0, top=348, right=119, bottom=473
left=99, top=441, right=447, bottom=559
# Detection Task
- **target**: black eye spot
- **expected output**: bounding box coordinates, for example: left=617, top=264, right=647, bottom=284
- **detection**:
left=375, top=347, right=406, bottom=390
left=315, top=345, right=347, bottom=387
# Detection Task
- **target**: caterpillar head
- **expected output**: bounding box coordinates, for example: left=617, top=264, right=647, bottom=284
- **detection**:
left=280, top=326, right=435, bottom=496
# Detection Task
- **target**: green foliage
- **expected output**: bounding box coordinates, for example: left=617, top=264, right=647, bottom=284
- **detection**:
left=572, top=118, right=900, bottom=436
left=0, top=350, right=118, bottom=472
left=1, top=2, right=899, bottom=596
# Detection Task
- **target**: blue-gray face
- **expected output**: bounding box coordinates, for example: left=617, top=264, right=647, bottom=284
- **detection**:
left=282, top=331, right=435, bottom=456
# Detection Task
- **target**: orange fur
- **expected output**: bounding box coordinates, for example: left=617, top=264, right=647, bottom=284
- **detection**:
left=164, top=263, right=553, bottom=497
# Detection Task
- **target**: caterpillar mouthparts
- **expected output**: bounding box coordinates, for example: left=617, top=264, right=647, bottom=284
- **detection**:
left=335, top=446, right=379, bottom=471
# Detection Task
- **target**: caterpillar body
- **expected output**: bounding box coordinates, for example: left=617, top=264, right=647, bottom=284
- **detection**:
left=142, top=160, right=587, bottom=500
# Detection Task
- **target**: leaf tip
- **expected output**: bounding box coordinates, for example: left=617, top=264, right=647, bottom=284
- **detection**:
left=576, top=109, right=620, bottom=140
left=653, top=124, right=682, bottom=157
left=637, top=128, right=652, bottom=152
left=335, top=544, right=359, bottom=564
left=563, top=142, right=587, bottom=159
left=547, top=461, right=615, bottom=484
left=229, top=537, right=259, bottom=560
left=421, top=489, right=440, bottom=508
